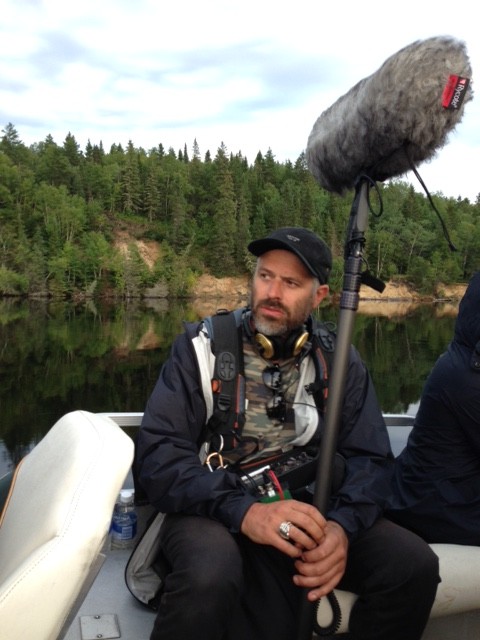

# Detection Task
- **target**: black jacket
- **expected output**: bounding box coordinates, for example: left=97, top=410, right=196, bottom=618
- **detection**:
left=388, top=272, right=480, bottom=544
left=135, top=312, right=393, bottom=540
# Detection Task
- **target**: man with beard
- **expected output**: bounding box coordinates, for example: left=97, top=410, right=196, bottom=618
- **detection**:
left=135, top=227, right=439, bottom=640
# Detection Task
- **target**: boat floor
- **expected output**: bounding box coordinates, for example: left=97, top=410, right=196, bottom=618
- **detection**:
left=63, top=539, right=480, bottom=640
left=64, top=543, right=156, bottom=640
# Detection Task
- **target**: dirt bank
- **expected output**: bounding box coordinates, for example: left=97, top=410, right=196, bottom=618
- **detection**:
left=190, top=275, right=467, bottom=318
left=190, top=274, right=250, bottom=316
left=115, top=230, right=467, bottom=317
left=357, top=281, right=466, bottom=317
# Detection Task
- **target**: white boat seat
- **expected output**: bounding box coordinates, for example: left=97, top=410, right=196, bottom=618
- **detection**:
left=0, top=410, right=134, bottom=640
left=317, top=542, right=480, bottom=634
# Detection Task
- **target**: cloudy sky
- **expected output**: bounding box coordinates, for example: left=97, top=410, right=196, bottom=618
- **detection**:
left=1, top=0, right=478, bottom=201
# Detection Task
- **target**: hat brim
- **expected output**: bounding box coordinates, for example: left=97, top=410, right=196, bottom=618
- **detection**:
left=248, top=238, right=321, bottom=281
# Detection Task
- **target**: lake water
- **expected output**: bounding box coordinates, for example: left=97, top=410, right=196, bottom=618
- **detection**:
left=0, top=296, right=459, bottom=477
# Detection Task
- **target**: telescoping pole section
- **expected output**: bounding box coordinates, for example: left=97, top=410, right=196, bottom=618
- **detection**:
left=296, top=177, right=372, bottom=640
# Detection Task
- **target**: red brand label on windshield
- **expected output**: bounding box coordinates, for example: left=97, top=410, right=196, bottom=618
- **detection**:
left=442, top=75, right=470, bottom=110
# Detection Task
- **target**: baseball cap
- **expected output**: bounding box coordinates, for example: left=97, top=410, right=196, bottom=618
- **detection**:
left=248, top=227, right=332, bottom=284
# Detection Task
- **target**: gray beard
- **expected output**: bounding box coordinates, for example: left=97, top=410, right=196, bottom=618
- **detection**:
left=253, top=316, right=288, bottom=338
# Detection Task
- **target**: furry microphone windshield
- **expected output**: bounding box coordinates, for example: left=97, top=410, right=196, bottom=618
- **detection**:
left=306, top=36, right=473, bottom=194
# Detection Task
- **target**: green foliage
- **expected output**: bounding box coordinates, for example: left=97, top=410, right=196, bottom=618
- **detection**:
left=153, top=242, right=196, bottom=297
left=0, top=267, right=28, bottom=295
left=1, top=124, right=479, bottom=300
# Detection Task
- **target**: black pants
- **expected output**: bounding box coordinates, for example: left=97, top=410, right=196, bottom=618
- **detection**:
left=150, top=515, right=440, bottom=640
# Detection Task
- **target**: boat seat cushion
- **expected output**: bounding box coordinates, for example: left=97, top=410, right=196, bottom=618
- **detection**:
left=0, top=410, right=134, bottom=640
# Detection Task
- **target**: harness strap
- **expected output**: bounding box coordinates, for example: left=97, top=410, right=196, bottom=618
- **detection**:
left=204, top=310, right=246, bottom=450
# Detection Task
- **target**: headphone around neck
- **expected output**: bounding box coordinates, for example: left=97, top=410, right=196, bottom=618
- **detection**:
left=243, top=310, right=311, bottom=361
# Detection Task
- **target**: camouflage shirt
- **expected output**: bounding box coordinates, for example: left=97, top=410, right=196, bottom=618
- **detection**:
left=227, top=336, right=302, bottom=465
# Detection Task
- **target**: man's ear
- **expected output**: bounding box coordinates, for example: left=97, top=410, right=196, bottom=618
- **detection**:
left=313, top=284, right=329, bottom=307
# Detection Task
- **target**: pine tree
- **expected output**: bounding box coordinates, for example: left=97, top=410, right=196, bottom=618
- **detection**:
left=1, top=123, right=27, bottom=164
left=121, top=141, right=143, bottom=215
left=207, top=145, right=237, bottom=276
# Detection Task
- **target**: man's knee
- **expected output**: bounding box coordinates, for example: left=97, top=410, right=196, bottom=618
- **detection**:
left=161, top=514, right=244, bottom=600
left=344, top=518, right=440, bottom=592
left=376, top=521, right=441, bottom=603
left=183, top=549, right=244, bottom=597
left=400, top=538, right=440, bottom=590
left=386, top=520, right=440, bottom=584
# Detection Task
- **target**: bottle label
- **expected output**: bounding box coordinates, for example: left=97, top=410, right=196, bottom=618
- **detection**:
left=112, top=513, right=137, bottom=540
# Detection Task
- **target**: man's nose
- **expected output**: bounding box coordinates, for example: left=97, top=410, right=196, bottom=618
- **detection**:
left=267, top=278, right=282, bottom=298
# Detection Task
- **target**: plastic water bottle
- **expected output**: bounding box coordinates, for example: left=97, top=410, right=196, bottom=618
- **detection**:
left=111, top=488, right=138, bottom=550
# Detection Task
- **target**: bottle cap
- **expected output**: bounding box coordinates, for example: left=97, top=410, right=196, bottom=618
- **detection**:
left=119, top=488, right=134, bottom=503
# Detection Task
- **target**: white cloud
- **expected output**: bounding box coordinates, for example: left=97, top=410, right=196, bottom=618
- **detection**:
left=0, top=0, right=478, bottom=200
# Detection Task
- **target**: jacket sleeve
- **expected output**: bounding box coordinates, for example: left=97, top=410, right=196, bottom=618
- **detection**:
left=325, top=346, right=394, bottom=541
left=135, top=328, right=257, bottom=533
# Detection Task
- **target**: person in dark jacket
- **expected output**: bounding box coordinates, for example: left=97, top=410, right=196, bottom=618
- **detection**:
left=388, top=271, right=480, bottom=545
left=135, top=227, right=439, bottom=640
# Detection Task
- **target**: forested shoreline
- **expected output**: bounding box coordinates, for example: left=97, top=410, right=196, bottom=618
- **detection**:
left=1, top=123, right=479, bottom=300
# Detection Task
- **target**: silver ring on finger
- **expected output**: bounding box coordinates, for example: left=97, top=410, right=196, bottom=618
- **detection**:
left=278, top=520, right=293, bottom=541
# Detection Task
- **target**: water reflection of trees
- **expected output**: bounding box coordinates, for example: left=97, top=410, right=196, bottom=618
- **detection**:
left=0, top=299, right=456, bottom=472
left=352, top=306, right=455, bottom=412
